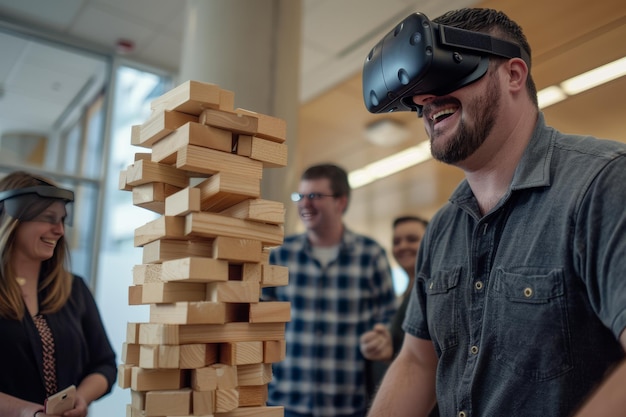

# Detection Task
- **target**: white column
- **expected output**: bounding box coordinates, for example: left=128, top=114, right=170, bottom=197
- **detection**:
left=180, top=0, right=301, bottom=230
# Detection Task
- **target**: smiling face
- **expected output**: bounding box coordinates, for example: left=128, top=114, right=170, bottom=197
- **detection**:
left=296, top=178, right=346, bottom=234
left=415, top=64, right=502, bottom=164
left=13, top=201, right=66, bottom=264
left=392, top=219, right=427, bottom=276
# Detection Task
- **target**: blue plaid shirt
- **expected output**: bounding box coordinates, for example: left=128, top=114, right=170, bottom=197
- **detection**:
left=263, top=228, right=397, bottom=416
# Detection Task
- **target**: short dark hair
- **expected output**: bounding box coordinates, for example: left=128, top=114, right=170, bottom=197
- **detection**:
left=393, top=215, right=429, bottom=229
left=301, top=163, right=351, bottom=201
left=434, top=8, right=538, bottom=106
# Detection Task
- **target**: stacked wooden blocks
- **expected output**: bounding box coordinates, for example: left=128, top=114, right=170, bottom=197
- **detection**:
left=118, top=80, right=290, bottom=417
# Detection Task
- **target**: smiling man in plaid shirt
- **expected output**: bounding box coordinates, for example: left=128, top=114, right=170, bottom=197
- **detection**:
left=263, top=163, right=397, bottom=417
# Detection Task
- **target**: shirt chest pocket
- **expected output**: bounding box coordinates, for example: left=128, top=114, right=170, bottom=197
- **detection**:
left=426, top=267, right=461, bottom=351
left=492, top=268, right=573, bottom=381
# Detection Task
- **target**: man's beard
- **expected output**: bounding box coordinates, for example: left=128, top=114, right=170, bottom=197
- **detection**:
left=430, top=72, right=500, bottom=164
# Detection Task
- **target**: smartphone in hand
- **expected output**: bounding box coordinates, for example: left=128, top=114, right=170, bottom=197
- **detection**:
left=44, top=385, right=76, bottom=415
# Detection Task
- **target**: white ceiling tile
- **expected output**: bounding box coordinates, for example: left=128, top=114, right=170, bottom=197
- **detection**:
left=0, top=0, right=83, bottom=30
left=136, top=32, right=181, bottom=72
left=69, top=4, right=156, bottom=53
left=92, top=0, right=183, bottom=27
left=0, top=34, right=27, bottom=81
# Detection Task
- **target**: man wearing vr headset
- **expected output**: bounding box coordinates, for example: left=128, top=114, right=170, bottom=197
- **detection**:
left=0, top=171, right=117, bottom=417
left=364, top=8, right=626, bottom=417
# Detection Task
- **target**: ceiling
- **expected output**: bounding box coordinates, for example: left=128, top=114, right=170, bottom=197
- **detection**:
left=0, top=0, right=625, bottom=251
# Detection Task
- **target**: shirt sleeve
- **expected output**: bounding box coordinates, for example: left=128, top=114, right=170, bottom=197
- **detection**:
left=575, top=155, right=626, bottom=340
left=74, top=276, right=118, bottom=394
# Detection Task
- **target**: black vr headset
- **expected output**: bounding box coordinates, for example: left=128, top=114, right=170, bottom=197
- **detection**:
left=0, top=184, right=75, bottom=225
left=362, top=12, right=530, bottom=116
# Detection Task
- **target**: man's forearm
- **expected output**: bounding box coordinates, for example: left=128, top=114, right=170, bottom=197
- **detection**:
left=367, top=347, right=436, bottom=417
left=573, top=359, right=626, bottom=417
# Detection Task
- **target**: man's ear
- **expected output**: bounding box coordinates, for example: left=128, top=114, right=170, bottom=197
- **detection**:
left=507, top=57, right=529, bottom=94
left=336, top=195, right=349, bottom=214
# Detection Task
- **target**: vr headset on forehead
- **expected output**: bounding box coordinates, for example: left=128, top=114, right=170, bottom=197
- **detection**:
left=0, top=185, right=75, bottom=224
left=362, top=12, right=530, bottom=116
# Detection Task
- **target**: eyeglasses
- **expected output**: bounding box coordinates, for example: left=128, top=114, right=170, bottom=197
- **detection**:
left=290, top=192, right=338, bottom=202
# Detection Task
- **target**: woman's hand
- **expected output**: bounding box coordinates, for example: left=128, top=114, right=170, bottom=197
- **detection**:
left=59, top=393, right=87, bottom=417
left=360, top=323, right=394, bottom=361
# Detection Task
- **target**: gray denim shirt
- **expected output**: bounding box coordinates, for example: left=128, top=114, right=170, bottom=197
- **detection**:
left=404, top=113, right=626, bottom=417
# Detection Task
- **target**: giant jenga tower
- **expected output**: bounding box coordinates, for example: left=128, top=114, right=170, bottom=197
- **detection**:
left=117, top=81, right=290, bottom=417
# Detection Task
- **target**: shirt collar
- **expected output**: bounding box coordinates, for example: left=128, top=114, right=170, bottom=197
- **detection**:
left=450, top=112, right=554, bottom=204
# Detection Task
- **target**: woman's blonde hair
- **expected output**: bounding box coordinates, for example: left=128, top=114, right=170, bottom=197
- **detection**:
left=0, top=171, right=73, bottom=320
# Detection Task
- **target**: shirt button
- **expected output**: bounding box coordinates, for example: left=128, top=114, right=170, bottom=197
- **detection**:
left=470, top=345, right=479, bottom=355
left=474, top=281, right=484, bottom=290
left=524, top=287, right=533, bottom=298
left=459, top=412, right=467, bottom=417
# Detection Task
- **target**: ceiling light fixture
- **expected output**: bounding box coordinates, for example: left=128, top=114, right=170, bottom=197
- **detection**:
left=349, top=141, right=431, bottom=188
left=560, top=56, right=626, bottom=95
left=349, top=55, right=626, bottom=189
left=364, top=118, right=411, bottom=147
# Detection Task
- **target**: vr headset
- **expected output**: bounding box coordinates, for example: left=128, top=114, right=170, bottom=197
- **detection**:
left=0, top=185, right=75, bottom=225
left=362, top=12, right=530, bottom=116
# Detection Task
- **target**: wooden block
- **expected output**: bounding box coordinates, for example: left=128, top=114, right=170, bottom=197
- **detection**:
left=138, top=322, right=285, bottom=345
left=237, top=363, right=273, bottom=386
left=192, top=390, right=215, bottom=415
left=144, top=388, right=192, bottom=416
left=236, top=135, right=288, bottom=168
left=149, top=301, right=229, bottom=324
left=191, top=366, right=218, bottom=391
left=119, top=170, right=132, bottom=191
left=118, top=364, right=133, bottom=388
left=261, top=248, right=271, bottom=263
left=131, top=367, right=184, bottom=391
left=219, top=89, right=235, bottom=111
left=219, top=199, right=285, bottom=225
left=196, top=172, right=260, bottom=212
left=138, top=110, right=198, bottom=148
left=125, top=159, right=190, bottom=188
left=133, top=182, right=182, bottom=215
left=185, top=212, right=284, bottom=246
left=130, top=124, right=141, bottom=146
left=151, top=121, right=232, bottom=164
left=176, top=144, right=263, bottom=179
left=130, top=389, right=145, bottom=411
left=161, top=257, right=228, bottom=283
left=207, top=281, right=260, bottom=303
left=199, top=108, right=258, bottom=136
left=127, top=322, right=142, bottom=344
left=133, top=264, right=163, bottom=285
left=128, top=285, right=143, bottom=305
left=180, top=343, right=218, bottom=369
left=219, top=341, right=263, bottom=365
left=150, top=80, right=222, bottom=115
left=140, top=282, right=207, bottom=304
left=235, top=108, right=287, bottom=143
left=249, top=301, right=291, bottom=323
left=238, top=385, right=268, bottom=407
left=134, top=153, right=152, bottom=161
left=122, top=342, right=140, bottom=365
left=261, top=264, right=289, bottom=287
left=263, top=339, right=286, bottom=363
left=242, top=263, right=262, bottom=282
left=212, top=236, right=263, bottom=263
left=142, top=239, right=213, bottom=264
left=125, top=404, right=145, bottom=417
left=139, top=344, right=180, bottom=369
left=165, top=186, right=200, bottom=216
left=214, top=364, right=239, bottom=390
left=134, top=216, right=185, bottom=247
left=218, top=406, right=284, bottom=417
left=215, top=388, right=239, bottom=413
